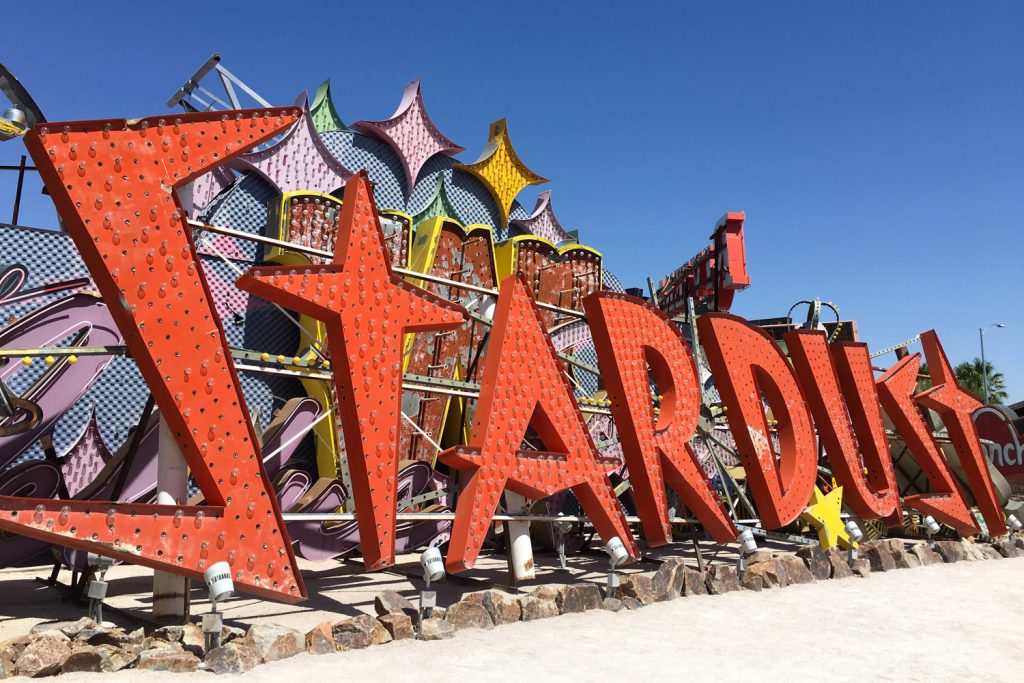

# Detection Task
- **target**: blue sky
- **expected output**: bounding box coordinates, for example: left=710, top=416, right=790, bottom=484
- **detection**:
left=2, top=2, right=1021, bottom=398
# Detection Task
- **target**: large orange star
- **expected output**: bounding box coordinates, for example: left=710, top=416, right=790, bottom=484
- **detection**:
left=237, top=171, right=467, bottom=569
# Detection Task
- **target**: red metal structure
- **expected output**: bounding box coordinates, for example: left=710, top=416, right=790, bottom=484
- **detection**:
left=697, top=313, right=817, bottom=527
left=440, top=275, right=638, bottom=573
left=786, top=331, right=902, bottom=522
left=585, top=292, right=736, bottom=545
left=238, top=171, right=468, bottom=570
left=10, top=109, right=307, bottom=601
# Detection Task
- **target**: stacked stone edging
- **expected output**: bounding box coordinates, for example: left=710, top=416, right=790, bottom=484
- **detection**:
left=2, top=536, right=1021, bottom=677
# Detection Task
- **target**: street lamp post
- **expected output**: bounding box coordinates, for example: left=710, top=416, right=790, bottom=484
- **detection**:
left=979, top=323, right=1006, bottom=404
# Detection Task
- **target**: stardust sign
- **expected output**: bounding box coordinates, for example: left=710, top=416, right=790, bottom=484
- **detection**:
left=0, top=109, right=1004, bottom=603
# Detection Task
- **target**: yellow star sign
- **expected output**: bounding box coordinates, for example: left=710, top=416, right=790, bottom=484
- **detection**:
left=458, top=119, right=547, bottom=226
left=801, top=486, right=856, bottom=551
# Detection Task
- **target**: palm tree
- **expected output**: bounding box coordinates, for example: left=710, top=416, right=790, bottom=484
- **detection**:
left=953, top=358, right=1008, bottom=404
left=915, top=360, right=1007, bottom=404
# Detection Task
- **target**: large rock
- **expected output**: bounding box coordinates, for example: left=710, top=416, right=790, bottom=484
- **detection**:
left=705, top=565, right=741, bottom=594
left=651, top=559, right=686, bottom=601
left=204, top=642, right=260, bottom=675
left=827, top=547, right=854, bottom=579
left=796, top=546, right=832, bottom=581
left=884, top=538, right=910, bottom=566
left=93, top=645, right=137, bottom=672
left=82, top=628, right=136, bottom=648
left=909, top=543, right=940, bottom=566
left=61, top=646, right=103, bottom=673
left=993, top=539, right=1021, bottom=558
left=31, top=619, right=95, bottom=640
left=377, top=614, right=415, bottom=641
left=777, top=555, right=815, bottom=584
left=15, top=632, right=72, bottom=678
left=465, top=590, right=521, bottom=625
left=978, top=544, right=1003, bottom=560
left=617, top=573, right=658, bottom=605
left=747, top=549, right=775, bottom=565
left=741, top=574, right=763, bottom=592
left=895, top=552, right=921, bottom=569
left=331, top=617, right=373, bottom=650
left=851, top=559, right=871, bottom=577
left=305, top=622, right=336, bottom=655
left=934, top=540, right=964, bottom=563
left=861, top=541, right=896, bottom=572
left=557, top=584, right=604, bottom=613
left=682, top=568, right=708, bottom=596
left=374, top=590, right=418, bottom=621
left=744, top=560, right=785, bottom=589
left=519, top=595, right=559, bottom=621
left=601, top=597, right=624, bottom=612
left=419, top=618, right=455, bottom=641
left=244, top=623, right=305, bottom=663
left=620, top=596, right=643, bottom=610
left=135, top=649, right=200, bottom=673
left=960, top=540, right=989, bottom=561
left=444, top=602, right=494, bottom=630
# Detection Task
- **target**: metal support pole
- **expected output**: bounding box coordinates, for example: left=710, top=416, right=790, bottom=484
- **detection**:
left=153, top=415, right=190, bottom=622
left=11, top=155, right=26, bottom=225
left=979, top=327, right=988, bottom=404
left=504, top=492, right=536, bottom=582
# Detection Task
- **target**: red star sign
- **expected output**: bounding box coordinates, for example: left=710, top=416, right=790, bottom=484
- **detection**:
left=237, top=171, right=467, bottom=569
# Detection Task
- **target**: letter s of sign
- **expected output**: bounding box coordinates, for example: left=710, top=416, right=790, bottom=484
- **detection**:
left=584, top=291, right=736, bottom=545
left=12, top=111, right=307, bottom=602
left=697, top=313, right=817, bottom=528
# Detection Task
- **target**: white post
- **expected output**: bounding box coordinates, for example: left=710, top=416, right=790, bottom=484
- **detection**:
left=505, top=492, right=536, bottom=582
left=153, top=414, right=190, bottom=622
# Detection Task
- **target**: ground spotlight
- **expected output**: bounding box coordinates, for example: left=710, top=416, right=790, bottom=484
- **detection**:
left=736, top=529, right=757, bottom=580
left=417, top=547, right=445, bottom=632
left=85, top=553, right=115, bottom=624
left=604, top=536, right=628, bottom=598
left=845, top=521, right=864, bottom=564
left=202, top=561, right=234, bottom=652
left=1008, top=515, right=1022, bottom=533
left=924, top=515, right=941, bottom=547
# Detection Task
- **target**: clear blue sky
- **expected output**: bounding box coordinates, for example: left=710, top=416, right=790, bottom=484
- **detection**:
left=2, top=2, right=1021, bottom=398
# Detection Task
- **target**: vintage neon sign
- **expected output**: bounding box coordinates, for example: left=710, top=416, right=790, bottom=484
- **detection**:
left=2, top=110, right=1005, bottom=602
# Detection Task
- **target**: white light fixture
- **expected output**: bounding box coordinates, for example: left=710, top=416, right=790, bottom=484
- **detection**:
left=605, top=536, right=629, bottom=568
left=845, top=521, right=864, bottom=564
left=604, top=536, right=628, bottom=598
left=1007, top=514, right=1022, bottom=532
left=85, top=553, right=115, bottom=624
left=736, top=528, right=757, bottom=579
left=738, top=529, right=757, bottom=555
left=420, top=547, right=445, bottom=587
left=924, top=515, right=941, bottom=535
left=417, top=548, right=445, bottom=633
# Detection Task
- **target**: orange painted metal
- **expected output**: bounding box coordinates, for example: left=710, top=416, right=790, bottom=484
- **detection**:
left=917, top=330, right=1006, bottom=534
left=439, top=275, right=638, bottom=573
left=876, top=352, right=979, bottom=534
left=584, top=292, right=736, bottom=545
left=12, top=110, right=307, bottom=601
left=237, top=171, right=467, bottom=570
left=697, top=313, right=816, bottom=527
left=786, top=331, right=901, bottom=522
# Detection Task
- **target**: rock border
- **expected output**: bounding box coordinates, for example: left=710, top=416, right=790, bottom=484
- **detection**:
left=2, top=536, right=1021, bottom=677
